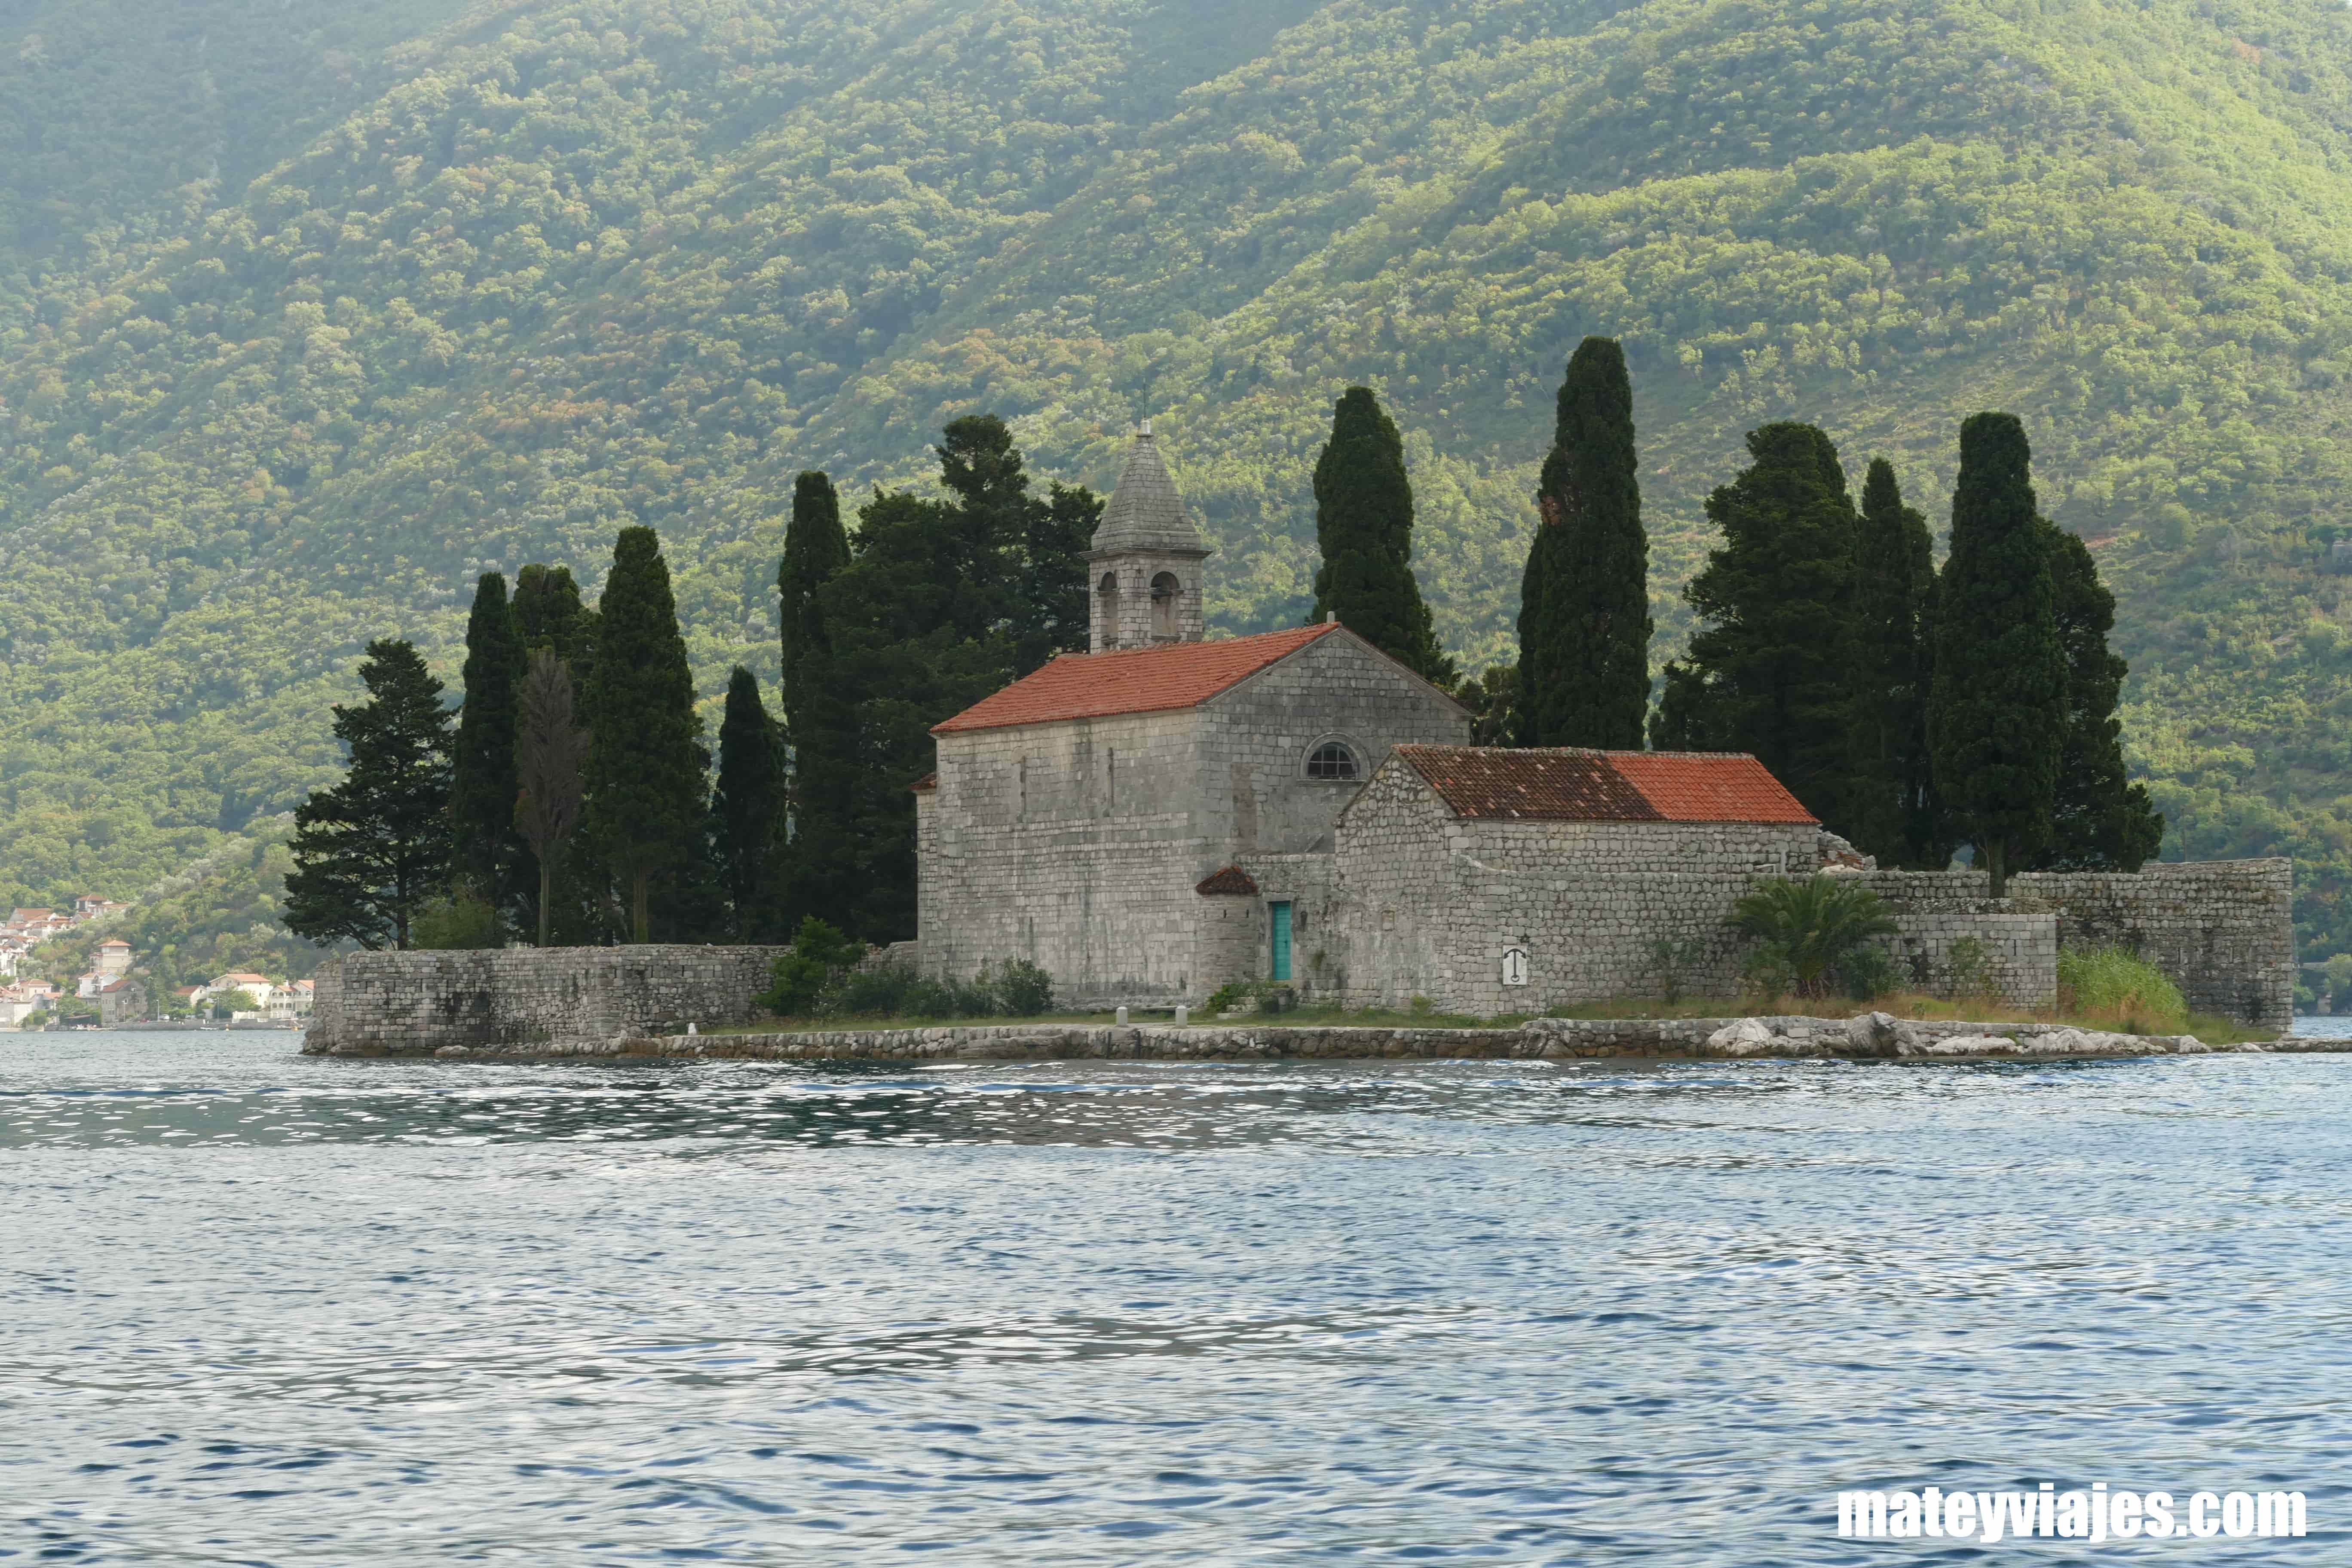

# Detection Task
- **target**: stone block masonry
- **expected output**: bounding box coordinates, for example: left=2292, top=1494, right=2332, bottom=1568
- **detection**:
left=309, top=946, right=790, bottom=1056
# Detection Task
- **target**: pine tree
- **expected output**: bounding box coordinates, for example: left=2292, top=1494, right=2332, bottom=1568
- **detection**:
left=1657, top=423, right=1859, bottom=824
left=1930, top=413, right=2068, bottom=897
left=1309, top=386, right=1455, bottom=684
left=1848, top=460, right=1948, bottom=867
left=711, top=665, right=787, bottom=939
left=582, top=526, right=709, bottom=942
left=1016, top=481, right=1100, bottom=674
left=449, top=572, right=526, bottom=918
left=2035, top=524, right=2165, bottom=870
left=778, top=472, right=848, bottom=737
left=1518, top=337, right=1651, bottom=747
left=284, top=639, right=454, bottom=950
left=513, top=648, right=588, bottom=948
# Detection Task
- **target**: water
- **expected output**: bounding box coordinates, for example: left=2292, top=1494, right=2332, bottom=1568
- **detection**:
left=5, top=1031, right=2348, bottom=1563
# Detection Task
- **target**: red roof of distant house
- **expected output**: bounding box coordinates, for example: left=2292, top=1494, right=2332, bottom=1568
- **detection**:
left=933, top=624, right=1344, bottom=733
left=1393, top=746, right=1818, bottom=824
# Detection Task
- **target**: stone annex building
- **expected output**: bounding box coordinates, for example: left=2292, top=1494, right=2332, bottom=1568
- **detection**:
left=910, top=428, right=2295, bottom=1031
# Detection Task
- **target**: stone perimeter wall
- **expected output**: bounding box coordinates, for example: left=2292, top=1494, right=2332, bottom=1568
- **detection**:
left=302, top=1012, right=2340, bottom=1063
left=310, top=946, right=789, bottom=1056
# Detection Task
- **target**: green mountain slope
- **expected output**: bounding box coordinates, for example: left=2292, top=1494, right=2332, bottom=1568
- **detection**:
left=6, top=0, right=2352, bottom=959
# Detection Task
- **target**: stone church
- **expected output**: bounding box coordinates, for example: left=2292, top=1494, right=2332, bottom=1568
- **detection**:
left=911, top=428, right=2295, bottom=1029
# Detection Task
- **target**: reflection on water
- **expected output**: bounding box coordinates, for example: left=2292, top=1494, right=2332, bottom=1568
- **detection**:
left=4, top=1031, right=2348, bottom=1564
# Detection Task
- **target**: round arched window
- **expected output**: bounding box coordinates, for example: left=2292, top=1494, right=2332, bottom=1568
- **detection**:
left=1306, top=741, right=1360, bottom=780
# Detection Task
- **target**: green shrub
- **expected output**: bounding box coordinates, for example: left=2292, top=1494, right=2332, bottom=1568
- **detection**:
left=2058, top=946, right=2188, bottom=1031
left=1730, top=876, right=1898, bottom=998
left=987, top=958, right=1054, bottom=1016
left=411, top=889, right=504, bottom=950
left=1837, top=942, right=1898, bottom=1001
left=759, top=917, right=865, bottom=1016
left=1204, top=980, right=1251, bottom=1014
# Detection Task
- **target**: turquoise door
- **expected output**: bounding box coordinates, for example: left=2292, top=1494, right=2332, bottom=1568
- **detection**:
left=1270, top=901, right=1293, bottom=981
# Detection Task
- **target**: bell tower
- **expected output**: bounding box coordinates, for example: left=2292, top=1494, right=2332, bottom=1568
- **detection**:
left=1084, top=421, right=1213, bottom=652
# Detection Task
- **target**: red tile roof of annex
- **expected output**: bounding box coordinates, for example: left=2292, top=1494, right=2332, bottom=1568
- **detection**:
left=1393, top=745, right=1818, bottom=825
left=932, top=623, right=1342, bottom=733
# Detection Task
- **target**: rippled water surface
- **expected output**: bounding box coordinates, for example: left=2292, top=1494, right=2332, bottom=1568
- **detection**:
left=6, top=1031, right=2349, bottom=1563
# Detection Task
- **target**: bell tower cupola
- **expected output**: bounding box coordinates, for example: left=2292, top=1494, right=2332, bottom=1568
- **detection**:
left=1084, top=420, right=1213, bottom=652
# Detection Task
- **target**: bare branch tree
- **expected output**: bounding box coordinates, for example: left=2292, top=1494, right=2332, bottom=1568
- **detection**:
left=513, top=648, right=589, bottom=947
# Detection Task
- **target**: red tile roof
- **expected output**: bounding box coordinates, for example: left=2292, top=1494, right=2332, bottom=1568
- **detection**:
left=910, top=772, right=937, bottom=793
left=1393, top=746, right=1817, bottom=824
left=933, top=623, right=1342, bottom=733
left=1608, top=751, right=1819, bottom=824
left=1194, top=865, right=1260, bottom=896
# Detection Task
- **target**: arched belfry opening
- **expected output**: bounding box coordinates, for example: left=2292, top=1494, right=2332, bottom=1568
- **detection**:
left=1096, top=572, right=1121, bottom=648
left=1083, top=420, right=1213, bottom=653
left=1150, top=572, right=1181, bottom=641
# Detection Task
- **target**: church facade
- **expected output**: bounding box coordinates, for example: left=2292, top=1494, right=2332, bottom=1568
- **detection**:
left=912, top=429, right=2295, bottom=1028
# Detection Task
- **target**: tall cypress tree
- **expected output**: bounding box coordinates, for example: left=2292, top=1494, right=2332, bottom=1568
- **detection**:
left=2034, top=524, right=2165, bottom=870
left=1849, top=460, right=1947, bottom=868
left=1519, top=337, right=1651, bottom=748
left=1309, top=386, right=1455, bottom=684
left=779, top=471, right=849, bottom=738
left=450, top=572, right=526, bottom=917
left=711, top=665, right=786, bottom=940
left=1653, top=423, right=1859, bottom=825
left=284, top=639, right=454, bottom=951
left=1931, top=413, right=2067, bottom=897
left=514, top=563, right=589, bottom=660
left=583, top=526, right=709, bottom=942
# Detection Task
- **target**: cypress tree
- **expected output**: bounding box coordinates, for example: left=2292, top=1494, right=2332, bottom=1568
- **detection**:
left=284, top=639, right=454, bottom=950
left=778, top=472, right=849, bottom=737
left=1849, top=460, right=1948, bottom=868
left=711, top=665, right=787, bottom=939
left=1519, top=337, right=1651, bottom=747
left=450, top=572, right=526, bottom=917
left=1309, top=386, right=1455, bottom=684
left=1657, top=423, right=1859, bottom=824
left=582, top=526, right=709, bottom=942
left=2035, top=524, right=2165, bottom=870
left=1930, top=413, right=2068, bottom=897
left=513, top=563, right=589, bottom=660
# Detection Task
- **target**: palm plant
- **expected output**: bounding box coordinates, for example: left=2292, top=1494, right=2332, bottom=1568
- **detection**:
left=1731, top=876, right=1899, bottom=998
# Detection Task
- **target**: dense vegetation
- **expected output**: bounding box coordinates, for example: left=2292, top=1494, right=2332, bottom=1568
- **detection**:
left=9, top=0, right=2352, bottom=970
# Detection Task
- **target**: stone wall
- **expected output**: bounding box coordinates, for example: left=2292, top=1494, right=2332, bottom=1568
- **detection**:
left=1858, top=860, right=2294, bottom=1031
left=308, top=946, right=790, bottom=1055
left=919, top=706, right=1213, bottom=1007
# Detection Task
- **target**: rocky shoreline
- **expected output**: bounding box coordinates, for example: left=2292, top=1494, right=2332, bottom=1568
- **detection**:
left=300, top=1011, right=2346, bottom=1063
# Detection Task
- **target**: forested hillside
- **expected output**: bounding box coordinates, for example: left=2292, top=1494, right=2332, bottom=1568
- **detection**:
left=8, top=0, right=2352, bottom=960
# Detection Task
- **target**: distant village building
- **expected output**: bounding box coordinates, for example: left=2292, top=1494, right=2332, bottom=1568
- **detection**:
left=908, top=426, right=2295, bottom=1028
left=95, top=939, right=132, bottom=977
left=96, top=977, right=148, bottom=1028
